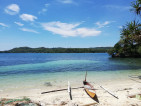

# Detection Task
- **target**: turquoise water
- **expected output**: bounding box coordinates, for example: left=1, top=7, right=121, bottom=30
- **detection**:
left=0, top=53, right=141, bottom=91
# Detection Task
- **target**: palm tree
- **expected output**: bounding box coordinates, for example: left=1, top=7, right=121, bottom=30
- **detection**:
left=131, top=0, right=141, bottom=16
left=108, top=0, right=141, bottom=57
left=121, top=21, right=141, bottom=45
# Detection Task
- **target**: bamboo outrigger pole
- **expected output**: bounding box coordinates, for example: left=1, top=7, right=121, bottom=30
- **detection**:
left=85, top=71, right=87, bottom=81
left=68, top=81, right=72, bottom=100
left=99, top=85, right=119, bottom=99
left=84, top=71, right=118, bottom=99
left=41, top=86, right=84, bottom=94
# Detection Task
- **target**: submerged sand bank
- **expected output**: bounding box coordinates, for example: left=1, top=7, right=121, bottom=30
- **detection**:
left=0, top=78, right=141, bottom=106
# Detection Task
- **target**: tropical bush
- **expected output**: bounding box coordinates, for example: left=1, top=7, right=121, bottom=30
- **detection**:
left=108, top=0, right=141, bottom=57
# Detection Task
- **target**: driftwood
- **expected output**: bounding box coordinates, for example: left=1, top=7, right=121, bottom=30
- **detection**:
left=128, top=75, right=141, bottom=83
left=81, top=102, right=98, bottom=106
left=128, top=93, right=141, bottom=98
left=129, top=78, right=141, bottom=83
left=128, top=75, right=141, bottom=79
left=41, top=86, right=84, bottom=94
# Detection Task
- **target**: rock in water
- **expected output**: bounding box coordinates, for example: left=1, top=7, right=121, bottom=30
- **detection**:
left=44, top=82, right=52, bottom=86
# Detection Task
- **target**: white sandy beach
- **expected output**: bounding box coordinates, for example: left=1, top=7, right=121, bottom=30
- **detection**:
left=0, top=78, right=141, bottom=106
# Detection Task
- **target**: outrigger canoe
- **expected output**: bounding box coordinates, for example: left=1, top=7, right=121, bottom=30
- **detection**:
left=83, top=72, right=99, bottom=103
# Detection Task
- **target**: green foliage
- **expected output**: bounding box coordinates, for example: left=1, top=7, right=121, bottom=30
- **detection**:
left=131, top=0, right=141, bottom=15
left=0, top=97, right=31, bottom=105
left=108, top=21, right=141, bottom=57
left=0, top=47, right=112, bottom=53
left=107, top=48, right=115, bottom=55
left=5, top=97, right=31, bottom=104
left=108, top=0, right=141, bottom=58
left=138, top=46, right=141, bottom=54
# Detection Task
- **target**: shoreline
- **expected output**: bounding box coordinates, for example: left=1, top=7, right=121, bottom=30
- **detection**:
left=0, top=77, right=141, bottom=105
left=0, top=53, right=141, bottom=105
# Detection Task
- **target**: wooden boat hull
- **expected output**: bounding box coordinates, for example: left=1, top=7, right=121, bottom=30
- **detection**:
left=83, top=81, right=99, bottom=103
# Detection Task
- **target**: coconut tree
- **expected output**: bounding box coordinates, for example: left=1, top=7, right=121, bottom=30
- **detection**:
left=131, top=0, right=141, bottom=16
left=109, top=21, right=141, bottom=57
left=120, top=21, right=141, bottom=56
left=108, top=0, right=141, bottom=57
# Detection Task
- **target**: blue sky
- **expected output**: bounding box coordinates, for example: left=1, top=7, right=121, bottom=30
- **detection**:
left=0, top=0, right=137, bottom=50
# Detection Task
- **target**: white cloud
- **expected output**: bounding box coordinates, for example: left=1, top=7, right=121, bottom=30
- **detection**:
left=38, top=4, right=49, bottom=14
left=20, top=14, right=37, bottom=22
left=14, top=22, right=24, bottom=26
left=38, top=8, right=47, bottom=14
left=57, top=0, right=73, bottom=4
left=45, top=4, right=49, bottom=7
left=41, top=21, right=101, bottom=37
left=5, top=4, right=20, bottom=15
left=95, top=21, right=113, bottom=28
left=0, top=23, right=8, bottom=27
left=20, top=28, right=39, bottom=34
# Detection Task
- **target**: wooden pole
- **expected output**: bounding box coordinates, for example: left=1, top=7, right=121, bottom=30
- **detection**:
left=68, top=81, right=72, bottom=100
left=99, top=85, right=119, bottom=99
left=91, top=81, right=118, bottom=99
left=41, top=86, right=84, bottom=94
left=81, top=102, right=98, bottom=106
left=85, top=71, right=87, bottom=81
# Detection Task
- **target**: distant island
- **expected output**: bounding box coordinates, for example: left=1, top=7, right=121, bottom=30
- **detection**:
left=0, top=47, right=112, bottom=53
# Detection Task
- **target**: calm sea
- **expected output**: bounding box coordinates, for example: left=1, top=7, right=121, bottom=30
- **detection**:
left=0, top=53, right=141, bottom=91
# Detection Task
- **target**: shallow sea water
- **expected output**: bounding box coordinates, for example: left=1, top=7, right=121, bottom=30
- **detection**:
left=0, top=53, right=141, bottom=91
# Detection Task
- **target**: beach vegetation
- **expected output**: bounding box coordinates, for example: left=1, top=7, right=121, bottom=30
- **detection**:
left=0, top=97, right=32, bottom=105
left=138, top=46, right=141, bottom=54
left=108, top=0, right=141, bottom=57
